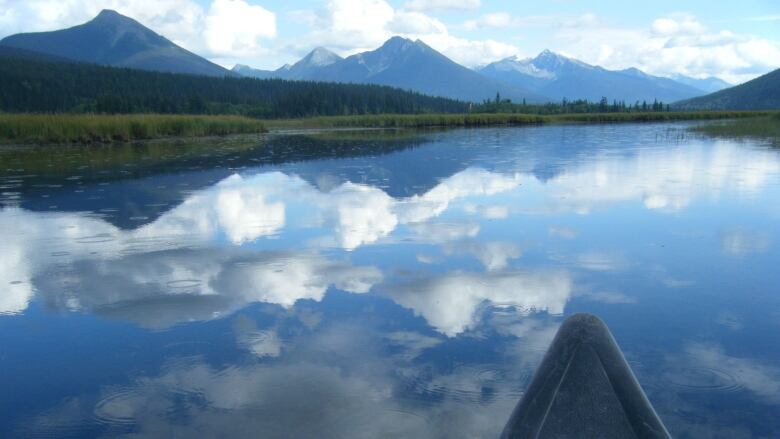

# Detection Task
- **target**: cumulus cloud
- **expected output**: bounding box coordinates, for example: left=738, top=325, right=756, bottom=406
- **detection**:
left=403, top=0, right=481, bottom=12
left=720, top=228, right=772, bottom=256
left=30, top=248, right=382, bottom=328
left=584, top=291, right=637, bottom=304
left=202, top=0, right=276, bottom=57
left=542, top=141, right=780, bottom=214
left=677, top=343, right=780, bottom=403
left=576, top=251, right=626, bottom=271
left=463, top=12, right=514, bottom=31
left=443, top=240, right=521, bottom=271
left=287, top=0, right=518, bottom=66
left=0, top=164, right=525, bottom=316
left=552, top=13, right=780, bottom=82
left=0, top=0, right=277, bottom=62
left=22, top=320, right=526, bottom=438
left=383, top=270, right=571, bottom=336
left=463, top=203, right=510, bottom=219
left=548, top=226, right=578, bottom=239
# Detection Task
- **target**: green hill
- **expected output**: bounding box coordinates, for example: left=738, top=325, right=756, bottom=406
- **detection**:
left=0, top=52, right=467, bottom=118
left=676, top=68, right=780, bottom=110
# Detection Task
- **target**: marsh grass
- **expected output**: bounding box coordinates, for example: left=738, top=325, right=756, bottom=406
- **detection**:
left=0, top=111, right=773, bottom=145
left=690, top=114, right=780, bottom=145
left=0, top=114, right=267, bottom=144
left=266, top=110, right=771, bottom=130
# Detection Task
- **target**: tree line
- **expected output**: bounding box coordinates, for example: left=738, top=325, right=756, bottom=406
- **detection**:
left=0, top=55, right=469, bottom=117
left=0, top=53, right=677, bottom=118
left=474, top=93, right=671, bottom=114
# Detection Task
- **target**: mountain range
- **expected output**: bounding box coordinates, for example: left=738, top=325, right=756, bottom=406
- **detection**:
left=477, top=51, right=726, bottom=103
left=2, top=9, right=777, bottom=109
left=235, top=38, right=545, bottom=103
left=0, top=9, right=231, bottom=77
left=234, top=42, right=732, bottom=104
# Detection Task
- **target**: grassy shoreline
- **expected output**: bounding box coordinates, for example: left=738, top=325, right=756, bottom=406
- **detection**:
left=0, top=111, right=775, bottom=145
left=0, top=114, right=268, bottom=145
left=689, top=114, right=780, bottom=145
left=265, top=110, right=772, bottom=130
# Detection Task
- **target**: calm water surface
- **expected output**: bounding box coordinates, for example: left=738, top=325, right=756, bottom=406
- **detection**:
left=1, top=124, right=779, bottom=438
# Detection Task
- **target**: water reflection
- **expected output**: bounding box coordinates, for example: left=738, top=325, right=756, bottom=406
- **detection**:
left=383, top=270, right=571, bottom=336
left=2, top=124, right=780, bottom=438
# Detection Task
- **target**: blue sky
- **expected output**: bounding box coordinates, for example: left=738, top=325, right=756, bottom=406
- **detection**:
left=1, top=0, right=779, bottom=83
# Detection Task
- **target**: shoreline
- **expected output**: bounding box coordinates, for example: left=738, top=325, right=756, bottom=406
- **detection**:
left=0, top=111, right=775, bottom=146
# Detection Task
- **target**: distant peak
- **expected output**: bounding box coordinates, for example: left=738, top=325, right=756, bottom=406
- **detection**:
left=387, top=36, right=412, bottom=43
left=97, top=9, right=121, bottom=17
left=94, top=9, right=125, bottom=21
left=535, top=49, right=566, bottom=60
left=90, top=9, right=140, bottom=27
left=301, top=46, right=341, bottom=67
left=381, top=36, right=416, bottom=50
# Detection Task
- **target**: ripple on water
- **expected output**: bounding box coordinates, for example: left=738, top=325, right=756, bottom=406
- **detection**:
left=74, top=234, right=116, bottom=244
left=398, top=364, right=527, bottom=404
left=327, top=407, right=430, bottom=439
left=93, top=388, right=144, bottom=427
left=166, top=279, right=203, bottom=290
left=660, top=366, right=743, bottom=393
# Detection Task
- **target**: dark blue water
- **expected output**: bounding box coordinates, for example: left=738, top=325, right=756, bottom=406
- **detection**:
left=1, top=124, right=779, bottom=438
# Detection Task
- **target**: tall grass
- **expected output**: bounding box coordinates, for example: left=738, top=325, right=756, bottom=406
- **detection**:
left=690, top=113, right=780, bottom=145
left=0, top=111, right=774, bottom=145
left=0, top=114, right=267, bottom=144
left=268, top=110, right=772, bottom=130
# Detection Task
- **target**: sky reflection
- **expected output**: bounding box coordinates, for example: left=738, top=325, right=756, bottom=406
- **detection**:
left=1, top=124, right=780, bottom=438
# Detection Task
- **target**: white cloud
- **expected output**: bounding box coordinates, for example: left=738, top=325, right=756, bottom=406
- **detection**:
left=203, top=0, right=276, bottom=56
left=323, top=183, right=398, bottom=250
left=553, top=14, right=780, bottom=82
left=548, top=226, right=578, bottom=239
left=679, top=343, right=780, bottom=402
left=403, top=0, right=480, bottom=12
left=651, top=15, right=706, bottom=36
left=463, top=203, right=510, bottom=219
left=409, top=221, right=480, bottom=243
left=463, top=12, right=512, bottom=30
left=747, top=14, right=780, bottom=22
left=720, top=229, right=772, bottom=256
left=443, top=240, right=521, bottom=271
left=388, top=10, right=447, bottom=34
left=576, top=251, right=626, bottom=271
left=585, top=291, right=637, bottom=304
left=0, top=0, right=276, bottom=62
left=541, top=141, right=780, bottom=214
left=27, top=248, right=382, bottom=328
left=384, top=270, right=571, bottom=336
left=287, top=0, right=518, bottom=66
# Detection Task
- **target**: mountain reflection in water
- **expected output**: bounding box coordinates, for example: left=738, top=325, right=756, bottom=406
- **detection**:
left=1, top=124, right=779, bottom=438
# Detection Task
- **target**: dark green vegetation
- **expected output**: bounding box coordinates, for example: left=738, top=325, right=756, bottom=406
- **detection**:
left=676, top=67, right=780, bottom=110
left=267, top=111, right=768, bottom=130
left=2, top=111, right=769, bottom=145
left=0, top=130, right=423, bottom=180
left=690, top=114, right=780, bottom=145
left=0, top=54, right=468, bottom=118
left=473, top=95, right=672, bottom=114
left=0, top=114, right=267, bottom=144
left=0, top=9, right=231, bottom=77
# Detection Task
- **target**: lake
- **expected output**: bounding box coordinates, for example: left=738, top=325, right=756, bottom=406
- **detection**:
left=1, top=123, right=779, bottom=438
